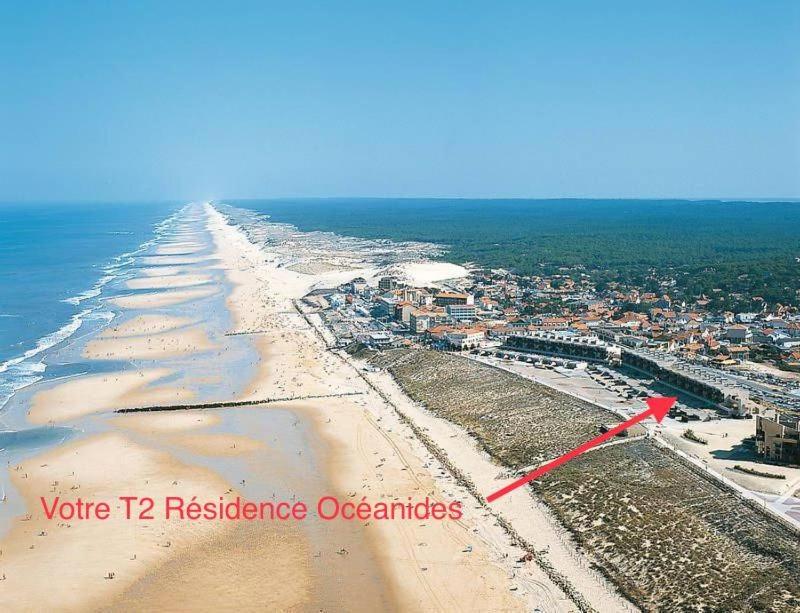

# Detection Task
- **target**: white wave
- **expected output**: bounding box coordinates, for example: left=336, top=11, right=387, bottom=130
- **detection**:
left=0, top=369, right=44, bottom=412
left=62, top=274, right=116, bottom=306
left=0, top=307, right=88, bottom=375
left=0, top=206, right=182, bottom=410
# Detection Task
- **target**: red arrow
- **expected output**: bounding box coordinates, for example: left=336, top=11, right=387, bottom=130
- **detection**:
left=486, top=396, right=677, bottom=503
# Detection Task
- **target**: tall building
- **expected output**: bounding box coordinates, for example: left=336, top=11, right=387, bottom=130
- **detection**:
left=378, top=277, right=398, bottom=291
left=434, top=291, right=472, bottom=306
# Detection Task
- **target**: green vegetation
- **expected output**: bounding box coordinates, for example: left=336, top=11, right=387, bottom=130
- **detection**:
left=369, top=348, right=612, bottom=467
left=733, top=464, right=787, bottom=479
left=682, top=428, right=708, bottom=444
left=539, top=441, right=800, bottom=611
left=232, top=198, right=800, bottom=307
left=374, top=348, right=800, bottom=612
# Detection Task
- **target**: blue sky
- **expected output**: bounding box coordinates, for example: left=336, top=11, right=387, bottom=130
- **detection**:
left=1, top=1, right=798, bottom=201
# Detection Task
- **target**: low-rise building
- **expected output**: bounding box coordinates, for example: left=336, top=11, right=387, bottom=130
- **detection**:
left=724, top=325, right=752, bottom=343
left=726, top=345, right=751, bottom=362
left=409, top=311, right=432, bottom=334
left=444, top=328, right=485, bottom=350
left=756, top=412, right=800, bottom=464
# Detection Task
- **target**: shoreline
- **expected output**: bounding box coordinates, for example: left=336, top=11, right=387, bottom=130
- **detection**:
left=206, top=203, right=544, bottom=610
left=2, top=201, right=560, bottom=611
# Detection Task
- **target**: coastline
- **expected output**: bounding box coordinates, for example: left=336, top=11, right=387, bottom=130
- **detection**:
left=205, top=203, right=551, bottom=611
left=0, top=201, right=587, bottom=611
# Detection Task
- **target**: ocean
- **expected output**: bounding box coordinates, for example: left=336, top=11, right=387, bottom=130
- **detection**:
left=0, top=201, right=179, bottom=411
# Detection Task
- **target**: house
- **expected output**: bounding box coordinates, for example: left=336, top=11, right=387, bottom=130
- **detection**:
left=724, top=325, right=752, bottom=343
left=409, top=311, right=432, bottom=334
left=726, top=345, right=750, bottom=361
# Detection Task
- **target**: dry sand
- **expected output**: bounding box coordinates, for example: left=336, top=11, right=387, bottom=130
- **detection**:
left=28, top=369, right=193, bottom=424
left=126, top=273, right=212, bottom=290
left=0, top=433, right=279, bottom=612
left=109, top=287, right=217, bottom=310
left=101, top=314, right=193, bottom=337
left=205, top=204, right=576, bottom=611
left=84, top=325, right=215, bottom=361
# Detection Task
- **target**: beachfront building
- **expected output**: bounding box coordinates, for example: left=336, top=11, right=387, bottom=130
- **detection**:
left=756, top=412, right=800, bottom=464
left=444, top=328, right=485, bottom=350
left=621, top=347, right=750, bottom=416
left=355, top=331, right=395, bottom=348
left=505, top=332, right=616, bottom=362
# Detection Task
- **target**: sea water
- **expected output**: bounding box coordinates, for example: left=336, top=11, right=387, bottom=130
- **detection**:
left=0, top=201, right=180, bottom=412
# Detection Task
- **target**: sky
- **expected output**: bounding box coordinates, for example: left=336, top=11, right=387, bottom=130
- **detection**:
left=1, top=1, right=798, bottom=201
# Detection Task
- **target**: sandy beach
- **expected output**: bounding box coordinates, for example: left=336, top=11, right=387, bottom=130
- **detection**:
left=2, top=201, right=607, bottom=611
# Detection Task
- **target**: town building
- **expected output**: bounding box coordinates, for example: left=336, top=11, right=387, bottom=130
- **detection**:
left=444, top=328, right=485, bottom=350
left=409, top=311, right=432, bottom=334
left=446, top=303, right=478, bottom=321
left=434, top=291, right=472, bottom=307
left=756, top=412, right=800, bottom=464
left=378, top=276, right=399, bottom=291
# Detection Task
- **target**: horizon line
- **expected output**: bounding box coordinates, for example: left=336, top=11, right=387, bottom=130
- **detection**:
left=2, top=195, right=800, bottom=206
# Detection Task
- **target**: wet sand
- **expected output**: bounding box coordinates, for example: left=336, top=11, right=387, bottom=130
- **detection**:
left=84, top=326, right=215, bottom=360
left=0, top=201, right=588, bottom=611
left=126, top=273, right=213, bottom=290
left=1, top=203, right=397, bottom=611
left=109, top=286, right=217, bottom=310
left=27, top=368, right=194, bottom=424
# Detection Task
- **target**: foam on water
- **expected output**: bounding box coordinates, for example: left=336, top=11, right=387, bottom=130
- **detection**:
left=0, top=202, right=181, bottom=412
